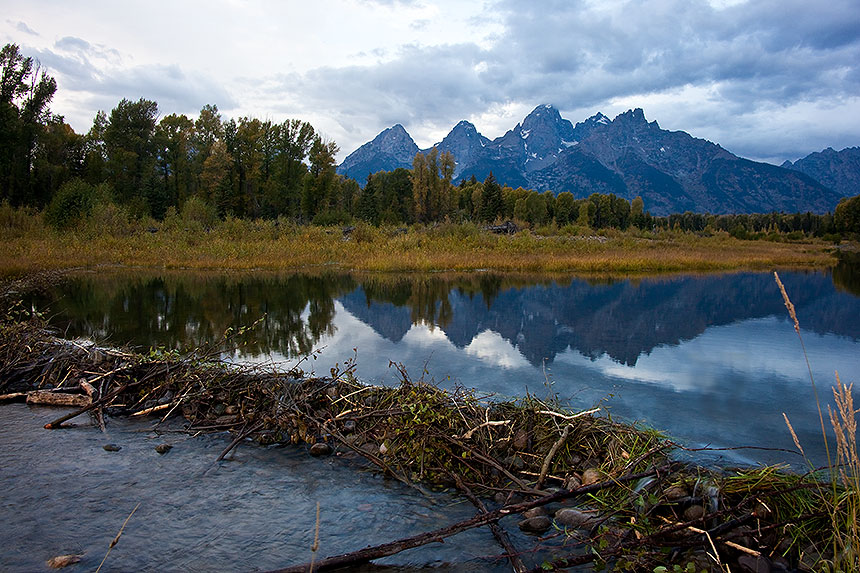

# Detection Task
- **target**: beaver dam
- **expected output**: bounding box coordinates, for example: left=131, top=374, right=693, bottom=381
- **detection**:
left=1, top=275, right=858, bottom=572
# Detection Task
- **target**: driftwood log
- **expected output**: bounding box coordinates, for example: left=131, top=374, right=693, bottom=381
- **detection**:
left=26, top=390, right=91, bottom=408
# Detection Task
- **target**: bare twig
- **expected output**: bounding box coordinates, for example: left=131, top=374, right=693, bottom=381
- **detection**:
left=95, top=502, right=141, bottom=573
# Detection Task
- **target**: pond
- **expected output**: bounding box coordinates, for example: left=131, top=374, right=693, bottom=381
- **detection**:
left=31, top=259, right=860, bottom=469
left=6, top=259, right=860, bottom=571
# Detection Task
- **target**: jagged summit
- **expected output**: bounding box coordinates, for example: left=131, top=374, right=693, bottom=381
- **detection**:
left=338, top=124, right=419, bottom=182
left=337, top=106, right=846, bottom=215
left=432, top=120, right=490, bottom=178
left=782, top=146, right=860, bottom=198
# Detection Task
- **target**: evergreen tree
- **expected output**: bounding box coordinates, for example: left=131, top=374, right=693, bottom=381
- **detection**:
left=479, top=172, right=502, bottom=222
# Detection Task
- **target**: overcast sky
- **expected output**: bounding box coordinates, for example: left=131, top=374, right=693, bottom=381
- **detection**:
left=2, top=0, right=859, bottom=164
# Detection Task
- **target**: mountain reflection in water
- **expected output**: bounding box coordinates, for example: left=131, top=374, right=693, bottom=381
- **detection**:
left=35, top=268, right=860, bottom=467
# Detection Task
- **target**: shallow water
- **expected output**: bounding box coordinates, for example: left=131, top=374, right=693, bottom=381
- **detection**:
left=1, top=403, right=557, bottom=572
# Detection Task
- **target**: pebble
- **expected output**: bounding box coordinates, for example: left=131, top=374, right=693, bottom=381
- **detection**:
left=683, top=504, right=706, bottom=521
left=581, top=468, right=603, bottom=486
left=518, top=516, right=551, bottom=533
left=564, top=475, right=582, bottom=490
left=554, top=507, right=599, bottom=529
left=523, top=507, right=548, bottom=519
left=155, top=444, right=172, bottom=455
left=752, top=501, right=772, bottom=519
left=103, top=443, right=121, bottom=452
left=664, top=485, right=689, bottom=500
left=309, top=443, right=332, bottom=456
left=512, top=429, right=529, bottom=450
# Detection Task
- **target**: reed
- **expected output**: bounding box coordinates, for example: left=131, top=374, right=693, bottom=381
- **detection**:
left=775, top=272, right=859, bottom=572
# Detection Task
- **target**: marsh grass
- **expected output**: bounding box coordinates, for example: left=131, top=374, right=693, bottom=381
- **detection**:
left=0, top=211, right=838, bottom=276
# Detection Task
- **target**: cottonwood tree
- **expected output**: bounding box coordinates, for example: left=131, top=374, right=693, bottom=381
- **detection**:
left=103, top=98, right=159, bottom=214
left=0, top=43, right=57, bottom=206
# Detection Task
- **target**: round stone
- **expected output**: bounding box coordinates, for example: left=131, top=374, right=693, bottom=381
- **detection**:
left=309, top=442, right=332, bottom=456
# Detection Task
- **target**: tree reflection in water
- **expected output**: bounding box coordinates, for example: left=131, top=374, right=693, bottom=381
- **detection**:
left=34, top=267, right=860, bottom=368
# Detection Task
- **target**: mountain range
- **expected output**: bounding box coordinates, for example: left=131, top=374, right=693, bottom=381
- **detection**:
left=337, top=105, right=857, bottom=216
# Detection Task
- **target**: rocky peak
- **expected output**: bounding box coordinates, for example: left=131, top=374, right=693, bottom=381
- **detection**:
left=368, top=124, right=419, bottom=161
left=570, top=112, right=612, bottom=143
left=336, top=123, right=419, bottom=182
left=783, top=146, right=860, bottom=198
left=517, top=104, right=577, bottom=172
left=612, top=108, right=659, bottom=131
left=434, top=120, right=490, bottom=177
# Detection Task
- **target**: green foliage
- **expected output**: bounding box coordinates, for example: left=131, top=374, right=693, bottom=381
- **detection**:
left=834, top=194, right=860, bottom=235
left=180, top=195, right=218, bottom=229
left=0, top=43, right=59, bottom=207
left=479, top=172, right=503, bottom=222
left=44, top=178, right=98, bottom=229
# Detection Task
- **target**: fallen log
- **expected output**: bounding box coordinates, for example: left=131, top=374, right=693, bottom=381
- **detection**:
left=264, top=466, right=666, bottom=573
left=26, top=390, right=91, bottom=408
left=0, top=392, right=28, bottom=403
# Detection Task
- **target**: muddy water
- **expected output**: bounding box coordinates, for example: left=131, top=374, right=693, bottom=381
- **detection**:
left=1, top=403, right=550, bottom=572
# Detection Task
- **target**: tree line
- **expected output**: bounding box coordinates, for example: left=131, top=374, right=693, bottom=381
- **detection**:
left=2, top=43, right=858, bottom=237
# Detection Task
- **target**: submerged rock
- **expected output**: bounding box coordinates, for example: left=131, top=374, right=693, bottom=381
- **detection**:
left=309, top=443, right=332, bottom=456
left=518, top=516, right=551, bottom=533
left=103, top=443, right=121, bottom=452
left=155, top=443, right=172, bottom=455
left=554, top=507, right=600, bottom=529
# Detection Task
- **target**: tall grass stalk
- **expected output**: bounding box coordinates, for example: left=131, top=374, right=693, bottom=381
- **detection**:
left=774, top=272, right=858, bottom=571
left=775, top=271, right=833, bottom=475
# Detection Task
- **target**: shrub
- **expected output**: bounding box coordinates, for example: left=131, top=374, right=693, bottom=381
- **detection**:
left=0, top=201, right=42, bottom=237
left=44, top=179, right=97, bottom=230
left=181, top=196, right=218, bottom=230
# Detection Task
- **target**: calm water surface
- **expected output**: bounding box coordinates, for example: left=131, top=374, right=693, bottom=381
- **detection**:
left=6, top=262, right=860, bottom=570
left=34, top=264, right=860, bottom=468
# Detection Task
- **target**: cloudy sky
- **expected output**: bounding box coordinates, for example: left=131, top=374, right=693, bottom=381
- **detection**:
left=2, top=0, right=859, bottom=163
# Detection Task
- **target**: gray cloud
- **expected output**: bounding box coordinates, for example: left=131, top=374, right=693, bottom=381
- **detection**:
left=33, top=38, right=235, bottom=131
left=12, top=21, right=38, bottom=36
left=283, top=0, right=860, bottom=162
left=7, top=0, right=857, bottom=163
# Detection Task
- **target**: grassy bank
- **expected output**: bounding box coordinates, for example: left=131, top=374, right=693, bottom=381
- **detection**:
left=0, top=205, right=841, bottom=275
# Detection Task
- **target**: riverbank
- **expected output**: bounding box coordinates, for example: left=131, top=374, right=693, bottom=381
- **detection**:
left=1, top=274, right=856, bottom=572
left=0, top=217, right=840, bottom=277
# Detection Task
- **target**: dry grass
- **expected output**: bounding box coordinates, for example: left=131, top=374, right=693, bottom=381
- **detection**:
left=0, top=216, right=837, bottom=276
left=776, top=272, right=859, bottom=572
